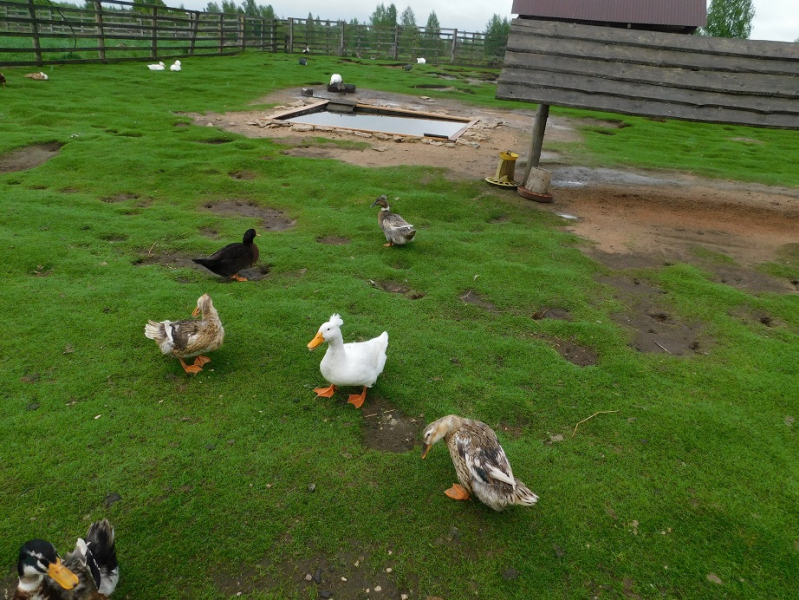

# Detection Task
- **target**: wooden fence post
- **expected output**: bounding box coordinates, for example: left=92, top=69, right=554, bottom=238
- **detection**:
left=239, top=15, right=245, bottom=50
left=393, top=25, right=398, bottom=59
left=151, top=6, right=158, bottom=58
left=218, top=13, right=224, bottom=54
left=288, top=17, right=293, bottom=53
left=93, top=0, right=105, bottom=62
left=259, top=17, right=264, bottom=50
left=523, top=103, right=550, bottom=182
left=26, top=0, right=42, bottom=65
left=189, top=12, right=198, bottom=56
left=450, top=29, right=457, bottom=63
left=339, top=21, right=345, bottom=56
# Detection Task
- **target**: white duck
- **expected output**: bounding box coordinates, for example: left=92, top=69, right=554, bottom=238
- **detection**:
left=421, top=415, right=539, bottom=511
left=329, top=73, right=343, bottom=86
left=147, top=61, right=165, bottom=71
left=307, top=313, right=388, bottom=408
left=416, top=57, right=426, bottom=64
left=170, top=60, right=181, bottom=72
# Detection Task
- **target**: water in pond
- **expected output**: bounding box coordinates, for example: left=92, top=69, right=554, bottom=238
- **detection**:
left=286, top=111, right=465, bottom=138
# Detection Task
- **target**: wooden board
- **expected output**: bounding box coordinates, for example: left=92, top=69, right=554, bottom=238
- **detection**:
left=497, top=19, right=799, bottom=129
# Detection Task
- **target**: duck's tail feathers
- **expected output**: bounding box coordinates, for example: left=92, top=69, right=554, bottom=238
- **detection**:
left=145, top=320, right=173, bottom=353
left=85, top=519, right=119, bottom=595
left=512, top=480, right=539, bottom=507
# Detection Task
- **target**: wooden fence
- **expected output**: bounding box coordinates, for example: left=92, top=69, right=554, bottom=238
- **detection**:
left=0, top=0, right=501, bottom=67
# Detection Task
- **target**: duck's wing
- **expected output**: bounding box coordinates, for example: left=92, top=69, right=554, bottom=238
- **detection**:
left=381, top=212, right=414, bottom=233
left=454, top=424, right=516, bottom=488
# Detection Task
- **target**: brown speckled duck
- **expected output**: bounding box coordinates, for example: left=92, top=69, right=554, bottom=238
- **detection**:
left=192, top=228, right=260, bottom=281
left=421, top=415, right=539, bottom=511
left=144, top=293, right=224, bottom=374
left=371, top=195, right=416, bottom=246
left=14, top=519, right=118, bottom=600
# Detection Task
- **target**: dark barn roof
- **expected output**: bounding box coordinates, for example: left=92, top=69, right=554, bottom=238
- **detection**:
left=511, top=0, right=706, bottom=30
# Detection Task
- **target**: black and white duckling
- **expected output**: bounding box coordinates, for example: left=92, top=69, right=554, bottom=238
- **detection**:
left=192, top=228, right=260, bottom=281
left=14, top=519, right=119, bottom=599
left=307, top=313, right=388, bottom=409
left=144, top=293, right=224, bottom=374
left=370, top=195, right=416, bottom=246
left=421, top=415, right=539, bottom=511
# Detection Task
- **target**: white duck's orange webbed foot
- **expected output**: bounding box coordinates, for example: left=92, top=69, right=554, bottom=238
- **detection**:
left=347, top=386, right=367, bottom=409
left=314, top=384, right=337, bottom=398
left=179, top=358, right=203, bottom=374
left=444, top=483, right=470, bottom=501
left=193, top=355, right=211, bottom=367
left=383, top=242, right=393, bottom=247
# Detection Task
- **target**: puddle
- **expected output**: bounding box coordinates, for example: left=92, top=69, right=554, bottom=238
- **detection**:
left=362, top=395, right=419, bottom=453
left=0, top=142, right=64, bottom=173
left=204, top=201, right=296, bottom=231
left=286, top=110, right=466, bottom=138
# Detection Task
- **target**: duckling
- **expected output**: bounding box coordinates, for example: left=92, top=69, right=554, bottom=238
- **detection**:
left=371, top=195, right=416, bottom=246
left=14, top=519, right=119, bottom=599
left=170, top=60, right=181, bottom=72
left=144, top=293, right=224, bottom=374
left=307, top=313, right=388, bottom=408
left=147, top=61, right=165, bottom=71
left=421, top=415, right=539, bottom=511
left=192, top=228, right=260, bottom=282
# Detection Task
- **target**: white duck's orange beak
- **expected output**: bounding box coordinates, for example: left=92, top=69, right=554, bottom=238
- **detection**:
left=307, top=332, right=325, bottom=350
left=421, top=443, right=432, bottom=459
left=48, top=557, right=79, bottom=590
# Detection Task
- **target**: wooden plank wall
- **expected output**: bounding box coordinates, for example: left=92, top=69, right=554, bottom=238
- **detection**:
left=497, top=19, right=799, bottom=129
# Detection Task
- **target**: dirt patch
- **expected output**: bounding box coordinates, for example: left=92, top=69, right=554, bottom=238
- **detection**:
left=215, top=547, right=410, bottom=599
left=0, top=142, right=64, bottom=173
left=600, top=274, right=706, bottom=355
left=199, top=227, right=219, bottom=238
left=229, top=170, right=257, bottom=180
left=460, top=289, right=497, bottom=311
left=362, top=395, right=419, bottom=453
left=101, top=192, right=139, bottom=203
left=204, top=200, right=296, bottom=231
left=544, top=336, right=598, bottom=366
left=374, top=280, right=425, bottom=300
left=317, top=235, right=350, bottom=245
left=532, top=307, right=572, bottom=321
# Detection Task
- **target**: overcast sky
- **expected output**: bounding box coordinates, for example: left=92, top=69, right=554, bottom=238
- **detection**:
left=173, top=0, right=798, bottom=42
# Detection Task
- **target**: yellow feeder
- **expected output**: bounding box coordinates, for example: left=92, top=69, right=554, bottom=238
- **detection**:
left=485, top=151, right=520, bottom=189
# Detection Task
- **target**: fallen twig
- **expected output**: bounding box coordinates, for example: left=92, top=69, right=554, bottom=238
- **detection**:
left=654, top=340, right=672, bottom=354
left=572, top=410, right=619, bottom=438
left=148, top=242, right=158, bottom=257
left=364, top=413, right=378, bottom=418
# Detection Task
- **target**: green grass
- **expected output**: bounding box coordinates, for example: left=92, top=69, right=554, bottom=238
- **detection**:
left=1, top=52, right=798, bottom=599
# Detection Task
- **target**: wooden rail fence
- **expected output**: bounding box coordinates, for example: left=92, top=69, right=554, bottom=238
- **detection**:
left=0, top=0, right=502, bottom=67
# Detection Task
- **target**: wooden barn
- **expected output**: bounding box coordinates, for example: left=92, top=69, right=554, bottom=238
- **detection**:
left=498, top=0, right=799, bottom=196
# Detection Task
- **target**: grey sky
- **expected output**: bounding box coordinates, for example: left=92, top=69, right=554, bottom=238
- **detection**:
left=175, top=0, right=798, bottom=42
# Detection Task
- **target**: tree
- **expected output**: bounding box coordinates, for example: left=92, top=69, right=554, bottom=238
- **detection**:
left=399, top=6, right=418, bottom=58
left=205, top=1, right=221, bottom=12
left=400, top=6, right=416, bottom=28
left=422, top=10, right=442, bottom=57
left=702, top=0, right=755, bottom=39
left=483, top=14, right=510, bottom=62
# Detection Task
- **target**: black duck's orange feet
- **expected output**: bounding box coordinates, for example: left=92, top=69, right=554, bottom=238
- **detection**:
left=314, top=384, right=337, bottom=398
left=444, top=483, right=471, bottom=501
left=179, top=358, right=203, bottom=375
left=347, top=386, right=368, bottom=409
left=231, top=274, right=249, bottom=282
left=193, top=355, right=211, bottom=367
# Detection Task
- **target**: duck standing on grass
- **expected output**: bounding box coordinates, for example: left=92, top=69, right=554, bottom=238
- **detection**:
left=421, top=415, right=539, bottom=511
left=192, top=228, right=260, bottom=282
left=145, top=293, right=224, bottom=374
left=371, top=195, right=416, bottom=246
left=307, top=314, right=388, bottom=409
left=14, top=519, right=119, bottom=599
